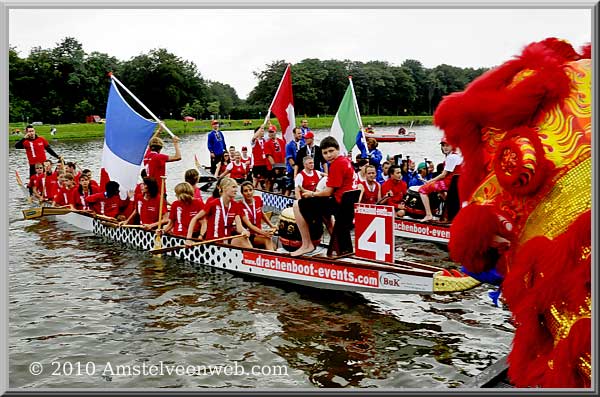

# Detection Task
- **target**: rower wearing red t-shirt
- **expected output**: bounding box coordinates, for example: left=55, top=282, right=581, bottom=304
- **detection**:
left=30, top=163, right=46, bottom=202
left=292, top=136, right=357, bottom=257
left=143, top=132, right=181, bottom=196
left=220, top=151, right=248, bottom=183
left=41, top=160, right=59, bottom=202
left=162, top=182, right=206, bottom=238
left=86, top=181, right=130, bottom=220
left=251, top=126, right=268, bottom=189
left=264, top=125, right=286, bottom=192
left=381, top=165, right=407, bottom=217
left=52, top=173, right=78, bottom=209
left=184, top=169, right=205, bottom=201
left=359, top=165, right=382, bottom=204
left=185, top=177, right=252, bottom=248
left=120, top=177, right=168, bottom=230
left=294, top=156, right=324, bottom=200
left=72, top=174, right=97, bottom=211
left=238, top=181, right=276, bottom=250
left=240, top=146, right=252, bottom=178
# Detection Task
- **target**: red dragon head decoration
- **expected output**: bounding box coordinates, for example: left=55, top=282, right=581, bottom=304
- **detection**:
left=434, top=38, right=591, bottom=388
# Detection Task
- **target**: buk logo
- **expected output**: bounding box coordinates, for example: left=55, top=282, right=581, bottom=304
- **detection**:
left=380, top=272, right=402, bottom=287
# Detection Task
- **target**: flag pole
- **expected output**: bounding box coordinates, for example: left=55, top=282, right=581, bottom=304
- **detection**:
left=348, top=76, right=368, bottom=150
left=108, top=72, right=178, bottom=139
left=263, top=64, right=291, bottom=127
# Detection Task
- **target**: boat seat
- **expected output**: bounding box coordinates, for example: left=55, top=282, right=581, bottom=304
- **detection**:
left=327, top=189, right=361, bottom=257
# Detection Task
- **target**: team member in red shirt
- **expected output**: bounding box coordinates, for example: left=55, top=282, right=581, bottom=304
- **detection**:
left=294, top=156, right=324, bottom=199
left=264, top=125, right=286, bottom=192
left=120, top=177, right=167, bottom=230
left=292, top=136, right=356, bottom=257
left=30, top=163, right=46, bottom=202
left=81, top=169, right=100, bottom=191
left=15, top=125, right=62, bottom=195
left=86, top=181, right=130, bottom=219
left=72, top=174, right=97, bottom=210
left=185, top=177, right=251, bottom=248
left=41, top=160, right=59, bottom=202
left=162, top=182, right=206, bottom=238
left=251, top=126, right=268, bottom=189
left=381, top=165, right=407, bottom=217
left=220, top=151, right=248, bottom=183
left=65, top=162, right=82, bottom=184
left=52, top=173, right=78, bottom=208
left=359, top=165, right=382, bottom=204
left=240, top=146, right=252, bottom=179
left=238, top=181, right=276, bottom=250
left=143, top=134, right=181, bottom=196
left=184, top=169, right=205, bottom=201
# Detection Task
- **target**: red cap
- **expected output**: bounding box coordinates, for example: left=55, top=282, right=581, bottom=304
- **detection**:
left=268, top=125, right=277, bottom=132
left=440, top=136, right=448, bottom=144
left=211, top=120, right=219, bottom=125
left=241, top=146, right=248, bottom=151
left=304, top=131, right=314, bottom=139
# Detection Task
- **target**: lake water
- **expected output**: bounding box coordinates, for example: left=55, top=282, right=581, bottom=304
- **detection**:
left=8, top=126, right=513, bottom=389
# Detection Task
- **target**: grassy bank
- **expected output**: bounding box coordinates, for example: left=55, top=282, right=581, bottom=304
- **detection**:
left=8, top=115, right=432, bottom=141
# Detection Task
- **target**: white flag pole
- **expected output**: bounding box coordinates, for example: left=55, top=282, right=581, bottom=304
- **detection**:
left=109, top=73, right=177, bottom=138
left=348, top=76, right=368, bottom=151
left=263, top=64, right=290, bottom=127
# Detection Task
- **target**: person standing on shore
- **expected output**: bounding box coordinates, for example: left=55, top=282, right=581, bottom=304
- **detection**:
left=207, top=120, right=227, bottom=174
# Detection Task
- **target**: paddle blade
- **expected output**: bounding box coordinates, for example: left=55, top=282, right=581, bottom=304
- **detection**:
left=22, top=207, right=43, bottom=220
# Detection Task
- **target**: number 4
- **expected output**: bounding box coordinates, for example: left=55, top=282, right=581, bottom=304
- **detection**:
left=357, top=217, right=390, bottom=261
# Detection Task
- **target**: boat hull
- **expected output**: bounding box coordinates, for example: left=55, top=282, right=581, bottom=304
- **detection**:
left=34, top=209, right=476, bottom=294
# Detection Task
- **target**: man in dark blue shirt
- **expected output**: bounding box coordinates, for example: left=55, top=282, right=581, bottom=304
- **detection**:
left=207, top=120, right=227, bottom=174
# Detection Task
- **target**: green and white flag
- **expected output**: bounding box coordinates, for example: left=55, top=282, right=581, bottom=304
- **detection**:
left=329, top=77, right=363, bottom=154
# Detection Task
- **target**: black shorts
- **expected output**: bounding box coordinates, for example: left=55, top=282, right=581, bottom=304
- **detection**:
left=253, top=165, right=268, bottom=179
left=298, top=196, right=337, bottom=223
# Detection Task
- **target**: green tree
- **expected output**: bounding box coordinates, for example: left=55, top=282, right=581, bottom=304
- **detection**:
left=207, top=101, right=220, bottom=116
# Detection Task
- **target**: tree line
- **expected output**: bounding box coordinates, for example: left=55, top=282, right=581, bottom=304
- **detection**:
left=9, top=37, right=488, bottom=124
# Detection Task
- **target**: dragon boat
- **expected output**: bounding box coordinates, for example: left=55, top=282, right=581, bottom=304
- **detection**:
left=22, top=206, right=476, bottom=295
left=366, top=131, right=416, bottom=142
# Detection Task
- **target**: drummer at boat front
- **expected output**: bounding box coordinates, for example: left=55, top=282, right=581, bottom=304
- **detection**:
left=294, top=156, right=325, bottom=200
left=185, top=177, right=252, bottom=249
left=380, top=165, right=407, bottom=218
left=358, top=165, right=382, bottom=204
left=238, top=181, right=276, bottom=250
left=161, top=182, right=206, bottom=238
left=291, top=136, right=356, bottom=257
left=119, top=177, right=168, bottom=230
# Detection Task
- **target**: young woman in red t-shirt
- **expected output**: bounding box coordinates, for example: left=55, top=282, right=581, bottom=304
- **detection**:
left=52, top=173, right=78, bottom=209
left=120, top=177, right=167, bottom=230
left=162, top=182, right=205, bottom=238
left=72, top=174, right=97, bottom=210
left=185, top=177, right=251, bottom=248
left=238, top=181, right=276, bottom=250
left=220, top=151, right=248, bottom=183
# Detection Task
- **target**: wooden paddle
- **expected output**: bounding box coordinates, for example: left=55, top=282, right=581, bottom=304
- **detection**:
left=152, top=175, right=167, bottom=256
left=149, top=234, right=246, bottom=255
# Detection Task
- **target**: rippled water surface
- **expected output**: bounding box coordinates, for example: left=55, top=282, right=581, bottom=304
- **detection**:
left=9, top=126, right=513, bottom=388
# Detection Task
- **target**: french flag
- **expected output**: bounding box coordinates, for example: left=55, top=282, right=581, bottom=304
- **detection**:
left=99, top=80, right=157, bottom=198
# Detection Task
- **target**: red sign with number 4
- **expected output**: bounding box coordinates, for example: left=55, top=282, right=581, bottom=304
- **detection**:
left=354, top=203, right=395, bottom=263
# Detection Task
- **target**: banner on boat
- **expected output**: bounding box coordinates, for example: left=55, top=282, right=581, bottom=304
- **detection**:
left=242, top=251, right=432, bottom=292
left=394, top=219, right=450, bottom=243
left=354, top=203, right=395, bottom=263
